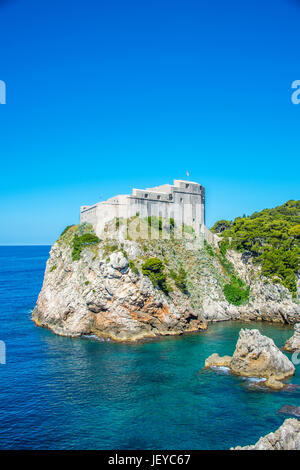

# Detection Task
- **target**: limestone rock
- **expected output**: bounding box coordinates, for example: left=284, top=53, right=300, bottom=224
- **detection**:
left=33, top=237, right=209, bottom=341
left=204, top=353, right=232, bottom=368
left=265, top=377, right=285, bottom=390
left=32, top=222, right=300, bottom=342
left=230, top=329, right=295, bottom=381
left=109, top=251, right=129, bottom=271
left=284, top=323, right=300, bottom=352
left=232, top=419, right=300, bottom=450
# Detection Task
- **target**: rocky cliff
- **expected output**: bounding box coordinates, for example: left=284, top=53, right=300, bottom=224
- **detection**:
left=233, top=419, right=300, bottom=450
left=32, top=218, right=300, bottom=342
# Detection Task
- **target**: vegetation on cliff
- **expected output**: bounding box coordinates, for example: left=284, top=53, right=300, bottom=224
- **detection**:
left=57, top=217, right=252, bottom=307
left=72, top=233, right=100, bottom=261
left=223, top=276, right=250, bottom=306
left=56, top=223, right=100, bottom=261
left=142, top=258, right=169, bottom=293
left=211, top=200, right=300, bottom=296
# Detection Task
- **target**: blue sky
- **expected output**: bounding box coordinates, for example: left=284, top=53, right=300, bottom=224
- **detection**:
left=0, top=0, right=299, bottom=244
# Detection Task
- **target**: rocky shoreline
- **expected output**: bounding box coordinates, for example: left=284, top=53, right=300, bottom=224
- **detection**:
left=33, top=221, right=300, bottom=342
left=232, top=419, right=300, bottom=450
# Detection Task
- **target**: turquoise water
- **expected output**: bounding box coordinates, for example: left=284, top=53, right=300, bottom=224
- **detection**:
left=0, top=246, right=299, bottom=449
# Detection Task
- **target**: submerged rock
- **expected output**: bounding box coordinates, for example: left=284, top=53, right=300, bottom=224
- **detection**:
left=232, top=419, right=300, bottom=450
left=278, top=405, right=300, bottom=418
left=284, top=323, right=300, bottom=352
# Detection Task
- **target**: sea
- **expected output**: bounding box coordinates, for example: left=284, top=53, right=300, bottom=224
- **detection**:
left=0, top=245, right=299, bottom=450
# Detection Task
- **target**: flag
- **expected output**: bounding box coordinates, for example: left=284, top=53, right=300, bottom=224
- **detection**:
left=186, top=171, right=189, bottom=177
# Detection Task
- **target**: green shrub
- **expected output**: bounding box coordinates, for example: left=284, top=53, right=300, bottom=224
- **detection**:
left=219, top=239, right=229, bottom=256
left=210, top=220, right=232, bottom=234
left=216, top=252, right=235, bottom=276
left=129, top=260, right=139, bottom=275
left=169, top=218, right=175, bottom=230
left=142, top=258, right=168, bottom=293
left=103, top=244, right=118, bottom=257
left=50, top=265, right=57, bottom=272
left=223, top=275, right=249, bottom=306
left=169, top=267, right=188, bottom=293
left=72, top=233, right=100, bottom=261
left=204, top=240, right=214, bottom=257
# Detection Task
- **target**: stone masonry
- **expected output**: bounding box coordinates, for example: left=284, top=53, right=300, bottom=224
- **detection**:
left=80, top=179, right=212, bottom=240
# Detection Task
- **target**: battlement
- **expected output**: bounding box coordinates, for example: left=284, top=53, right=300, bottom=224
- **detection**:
left=80, top=179, right=206, bottom=237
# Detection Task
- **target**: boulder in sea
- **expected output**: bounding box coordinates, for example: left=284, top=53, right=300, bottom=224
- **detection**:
left=204, top=328, right=295, bottom=390
left=204, top=353, right=232, bottom=368
left=230, top=328, right=295, bottom=382
left=232, top=418, right=300, bottom=450
left=284, top=323, right=300, bottom=352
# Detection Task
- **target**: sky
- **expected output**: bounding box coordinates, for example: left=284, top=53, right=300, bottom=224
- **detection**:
left=0, top=0, right=299, bottom=244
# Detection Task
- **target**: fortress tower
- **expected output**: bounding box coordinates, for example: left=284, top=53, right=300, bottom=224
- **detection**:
left=80, top=179, right=207, bottom=237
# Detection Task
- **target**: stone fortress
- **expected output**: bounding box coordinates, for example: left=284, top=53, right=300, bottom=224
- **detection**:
left=80, top=179, right=214, bottom=242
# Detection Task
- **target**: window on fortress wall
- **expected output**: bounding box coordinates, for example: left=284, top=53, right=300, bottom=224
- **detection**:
left=186, top=184, right=189, bottom=188
left=145, top=194, right=148, bottom=198
left=157, top=195, right=161, bottom=199
left=169, top=195, right=173, bottom=200
left=180, top=198, right=183, bottom=203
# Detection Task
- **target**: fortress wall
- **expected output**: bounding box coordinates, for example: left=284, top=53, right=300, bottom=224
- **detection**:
left=80, top=180, right=206, bottom=238
left=203, top=225, right=220, bottom=246
left=145, top=184, right=173, bottom=193
left=80, top=205, right=97, bottom=225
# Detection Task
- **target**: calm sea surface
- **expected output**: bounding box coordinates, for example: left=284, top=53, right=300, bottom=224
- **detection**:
left=0, top=245, right=299, bottom=450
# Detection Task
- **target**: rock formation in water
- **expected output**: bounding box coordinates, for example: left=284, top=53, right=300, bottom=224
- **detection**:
left=204, top=353, right=232, bottom=368
left=284, top=323, right=300, bottom=352
left=33, top=218, right=300, bottom=342
left=230, top=329, right=295, bottom=381
left=204, top=328, right=295, bottom=389
left=232, top=419, right=300, bottom=450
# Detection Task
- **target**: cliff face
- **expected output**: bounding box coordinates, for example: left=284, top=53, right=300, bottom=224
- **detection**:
left=32, top=220, right=300, bottom=342
left=233, top=419, right=300, bottom=450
